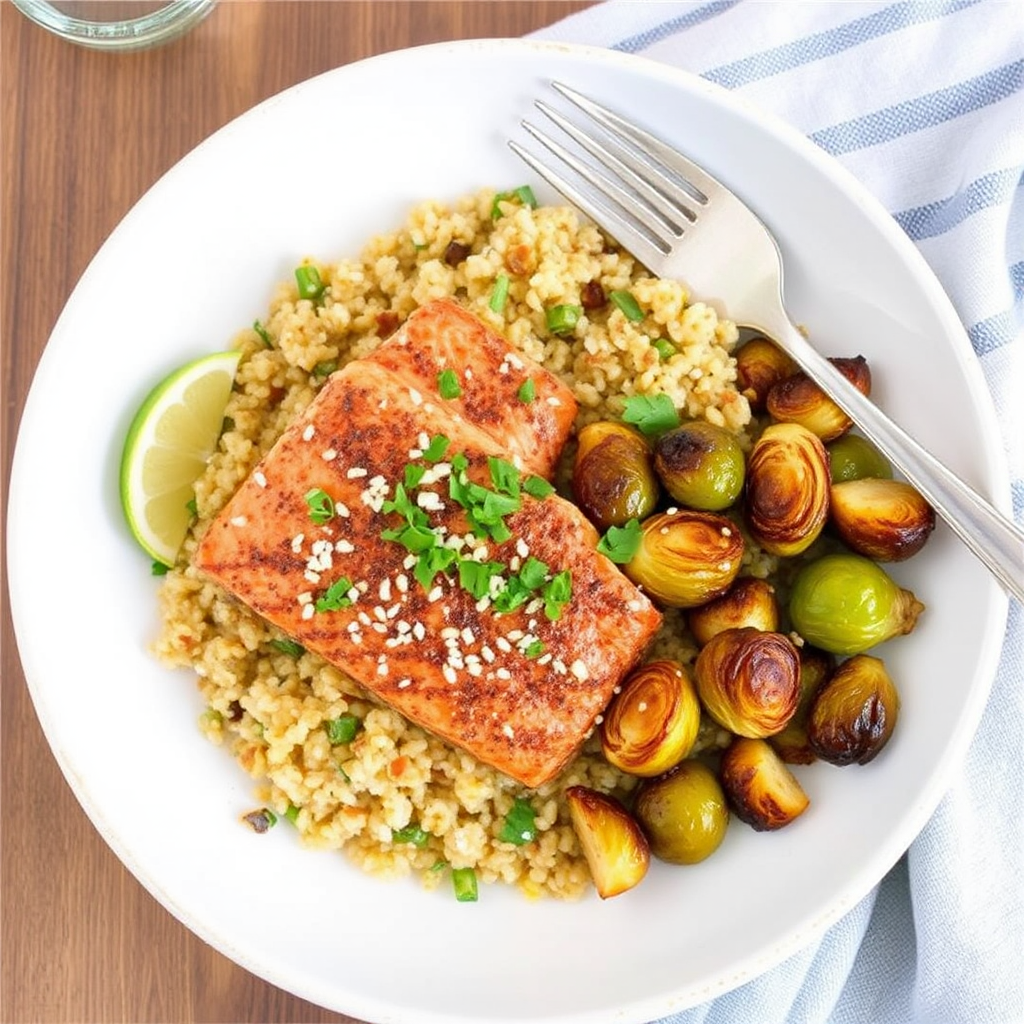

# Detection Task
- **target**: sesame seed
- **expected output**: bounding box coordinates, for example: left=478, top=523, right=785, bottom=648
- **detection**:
left=335, top=503, right=350, bottom=518
left=546, top=396, right=561, bottom=407
left=346, top=587, right=360, bottom=602
left=335, top=540, right=354, bottom=554
left=594, top=714, right=604, bottom=725
left=403, top=554, right=417, bottom=570
left=377, top=662, right=389, bottom=677
left=537, top=653, right=552, bottom=666
left=346, top=621, right=360, bottom=633
left=397, top=678, right=412, bottom=689
left=495, top=637, right=512, bottom=654
left=253, top=471, right=267, bottom=488
left=321, top=448, right=338, bottom=461
left=412, top=622, right=426, bottom=641
left=467, top=663, right=483, bottom=676
left=461, top=627, right=475, bottom=645
left=442, top=665, right=457, bottom=683
left=373, top=605, right=388, bottom=622
left=553, top=659, right=567, bottom=675
left=408, top=387, right=423, bottom=405
left=515, top=538, right=529, bottom=558
left=417, top=432, right=430, bottom=450
left=570, top=659, right=589, bottom=681
left=417, top=491, right=444, bottom=512
left=464, top=367, right=473, bottom=380
left=721, top=526, right=733, bottom=537
left=296, top=591, right=312, bottom=605
left=506, top=629, right=525, bottom=642
left=378, top=398, right=388, bottom=410
left=507, top=352, right=524, bottom=370
left=667, top=506, right=679, bottom=514
left=304, top=570, right=321, bottom=584
left=302, top=424, right=315, bottom=441
left=525, top=598, right=544, bottom=615
left=627, top=599, right=642, bottom=612
left=230, top=516, right=247, bottom=527
left=502, top=723, right=515, bottom=738
left=481, top=645, right=495, bottom=663
left=719, top=561, right=732, bottom=571
left=496, top=668, right=512, bottom=681
left=395, top=574, right=409, bottom=593
left=408, top=448, right=423, bottom=460
left=357, top=611, right=372, bottom=626
left=441, top=627, right=460, bottom=640
left=371, top=622, right=388, bottom=634
left=387, top=603, right=402, bottom=618
left=349, top=632, right=363, bottom=644
left=347, top=467, right=368, bottom=479
left=379, top=579, right=392, bottom=602
left=396, top=621, right=411, bottom=634
left=427, top=586, right=443, bottom=602
left=301, top=604, right=315, bottom=620
left=637, top=701, right=648, bottom=712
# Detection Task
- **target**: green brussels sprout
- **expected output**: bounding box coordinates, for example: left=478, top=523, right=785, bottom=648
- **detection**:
left=572, top=421, right=659, bottom=530
left=652, top=421, right=745, bottom=511
left=634, top=760, right=729, bottom=864
left=827, top=434, right=893, bottom=483
left=788, top=553, right=924, bottom=656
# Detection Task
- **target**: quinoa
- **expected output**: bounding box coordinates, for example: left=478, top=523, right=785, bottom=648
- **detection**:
left=154, top=188, right=768, bottom=900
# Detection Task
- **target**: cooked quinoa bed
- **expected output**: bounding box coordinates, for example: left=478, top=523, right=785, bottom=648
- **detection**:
left=155, top=188, right=771, bottom=900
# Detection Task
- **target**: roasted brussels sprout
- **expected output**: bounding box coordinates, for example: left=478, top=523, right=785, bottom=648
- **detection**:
left=694, top=627, right=801, bottom=737
left=652, top=421, right=745, bottom=511
left=572, top=421, right=660, bottom=530
left=788, top=553, right=924, bottom=655
left=734, top=336, right=797, bottom=412
left=769, top=647, right=835, bottom=764
left=720, top=737, right=810, bottom=831
left=624, top=510, right=744, bottom=608
left=830, top=478, right=936, bottom=562
left=744, top=422, right=831, bottom=557
left=634, top=760, right=729, bottom=864
left=565, top=786, right=650, bottom=898
left=687, top=576, right=780, bottom=647
left=600, top=660, right=701, bottom=776
left=808, top=654, right=900, bottom=765
left=766, top=356, right=871, bottom=442
left=828, top=434, right=893, bottom=483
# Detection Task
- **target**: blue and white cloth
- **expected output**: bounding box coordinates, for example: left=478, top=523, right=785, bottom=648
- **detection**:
left=536, top=4, right=1024, bottom=1023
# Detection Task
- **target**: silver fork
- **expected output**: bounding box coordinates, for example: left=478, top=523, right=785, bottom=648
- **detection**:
left=510, top=82, right=1023, bottom=606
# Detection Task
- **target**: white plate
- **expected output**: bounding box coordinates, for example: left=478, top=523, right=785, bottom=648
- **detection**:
left=8, top=39, right=1010, bottom=1024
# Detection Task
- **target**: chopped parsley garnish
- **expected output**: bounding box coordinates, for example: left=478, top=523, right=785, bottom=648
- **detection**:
left=597, top=518, right=644, bottom=564
left=491, top=575, right=532, bottom=613
left=542, top=570, right=573, bottom=621
left=304, top=487, right=335, bottom=524
left=421, top=434, right=450, bottom=463
left=151, top=560, right=169, bottom=576
left=313, top=360, right=337, bottom=379
left=545, top=303, right=582, bottom=336
left=269, top=637, right=305, bottom=657
left=522, top=475, right=555, bottom=500
left=491, top=185, right=538, bottom=219
left=517, top=555, right=549, bottom=591
left=610, top=289, right=645, bottom=322
left=517, top=378, right=536, bottom=403
left=404, top=463, right=427, bottom=489
left=523, top=638, right=546, bottom=659
left=324, top=713, right=360, bottom=745
left=185, top=496, right=198, bottom=517
left=437, top=368, right=462, bottom=400
left=458, top=559, right=504, bottom=600
left=253, top=320, right=273, bottom=347
left=391, top=825, right=430, bottom=847
left=380, top=521, right=438, bottom=553
left=499, top=797, right=537, bottom=845
left=622, top=393, right=681, bottom=436
left=489, top=273, right=510, bottom=313
left=452, top=866, right=479, bottom=902
left=488, top=456, right=520, bottom=497
left=652, top=338, right=676, bottom=361
left=414, top=545, right=458, bottom=590
left=295, top=264, right=325, bottom=301
left=315, top=576, right=354, bottom=612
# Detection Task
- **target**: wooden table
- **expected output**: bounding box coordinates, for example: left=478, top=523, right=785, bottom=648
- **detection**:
left=1, top=4, right=593, bottom=1020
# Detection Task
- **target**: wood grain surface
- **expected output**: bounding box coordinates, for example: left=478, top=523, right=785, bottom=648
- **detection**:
left=1, top=3, right=593, bottom=1021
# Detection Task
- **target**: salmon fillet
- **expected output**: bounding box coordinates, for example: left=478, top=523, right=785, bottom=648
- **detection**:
left=194, top=299, right=662, bottom=787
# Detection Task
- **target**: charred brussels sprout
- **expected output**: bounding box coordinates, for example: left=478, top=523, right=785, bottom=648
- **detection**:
left=769, top=647, right=835, bottom=764
left=734, top=336, right=798, bottom=412
left=687, top=577, right=780, bottom=647
left=788, top=553, right=924, bottom=655
left=624, top=510, right=744, bottom=608
left=652, top=421, right=745, bottom=511
left=694, top=627, right=801, bottom=738
left=572, top=421, right=659, bottom=530
left=830, top=478, right=936, bottom=562
left=808, top=654, right=900, bottom=765
left=744, top=422, right=831, bottom=557
left=720, top=737, right=810, bottom=831
left=635, top=761, right=729, bottom=864
left=828, top=433, right=892, bottom=483
left=600, top=660, right=701, bottom=776
left=565, top=786, right=650, bottom=898
left=766, top=356, right=871, bottom=442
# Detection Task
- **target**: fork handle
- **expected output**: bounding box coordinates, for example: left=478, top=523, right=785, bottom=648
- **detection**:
left=766, top=318, right=1024, bottom=606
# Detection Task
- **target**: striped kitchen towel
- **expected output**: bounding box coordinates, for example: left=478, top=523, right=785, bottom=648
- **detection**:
left=536, top=3, right=1023, bottom=1023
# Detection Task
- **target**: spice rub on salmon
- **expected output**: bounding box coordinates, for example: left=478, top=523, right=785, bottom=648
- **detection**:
left=194, top=299, right=662, bottom=787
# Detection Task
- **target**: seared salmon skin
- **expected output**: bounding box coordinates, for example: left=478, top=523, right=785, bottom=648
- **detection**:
left=194, top=299, right=662, bottom=787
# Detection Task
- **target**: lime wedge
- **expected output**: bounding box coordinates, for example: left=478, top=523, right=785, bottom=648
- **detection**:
left=119, top=350, right=241, bottom=566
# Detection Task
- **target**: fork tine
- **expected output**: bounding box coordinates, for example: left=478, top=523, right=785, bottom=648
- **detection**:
left=507, top=136, right=673, bottom=272
left=551, top=82, right=724, bottom=206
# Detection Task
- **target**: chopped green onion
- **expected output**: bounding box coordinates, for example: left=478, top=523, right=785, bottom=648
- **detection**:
left=452, top=866, right=479, bottom=902
left=517, top=555, right=549, bottom=591
left=597, top=518, right=644, bottom=564
left=304, top=487, right=335, bottom=524
left=421, top=434, right=450, bottom=463
left=492, top=575, right=531, bottom=613
left=151, top=560, right=169, bottom=576
left=491, top=185, right=538, bottom=219
left=269, top=638, right=305, bottom=657
left=437, top=368, right=463, bottom=400
left=499, top=797, right=537, bottom=845
left=391, top=825, right=430, bottom=847
left=542, top=569, right=573, bottom=621
left=404, top=463, right=427, bottom=490
left=488, top=456, right=520, bottom=498
left=242, top=808, right=278, bottom=833
left=458, top=558, right=505, bottom=600
left=523, top=639, right=546, bottom=660
left=381, top=482, right=429, bottom=530
left=489, top=273, right=510, bottom=313
left=652, top=338, right=677, bottom=361
left=315, top=576, right=354, bottom=612
left=610, top=289, right=645, bottom=322
left=430, top=858, right=448, bottom=873
left=380, top=522, right=438, bottom=554
left=185, top=496, right=198, bottom=517
left=622, top=393, right=681, bottom=437
left=324, top=714, right=360, bottom=745
left=414, top=545, right=458, bottom=590
left=517, top=378, right=536, bottom=403
left=522, top=475, right=555, bottom=500
left=545, top=303, right=583, bottom=336
left=253, top=320, right=273, bottom=347
left=313, top=360, right=337, bottom=379
left=284, top=804, right=300, bottom=824
left=451, top=452, right=469, bottom=473
left=295, top=264, right=325, bottom=301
